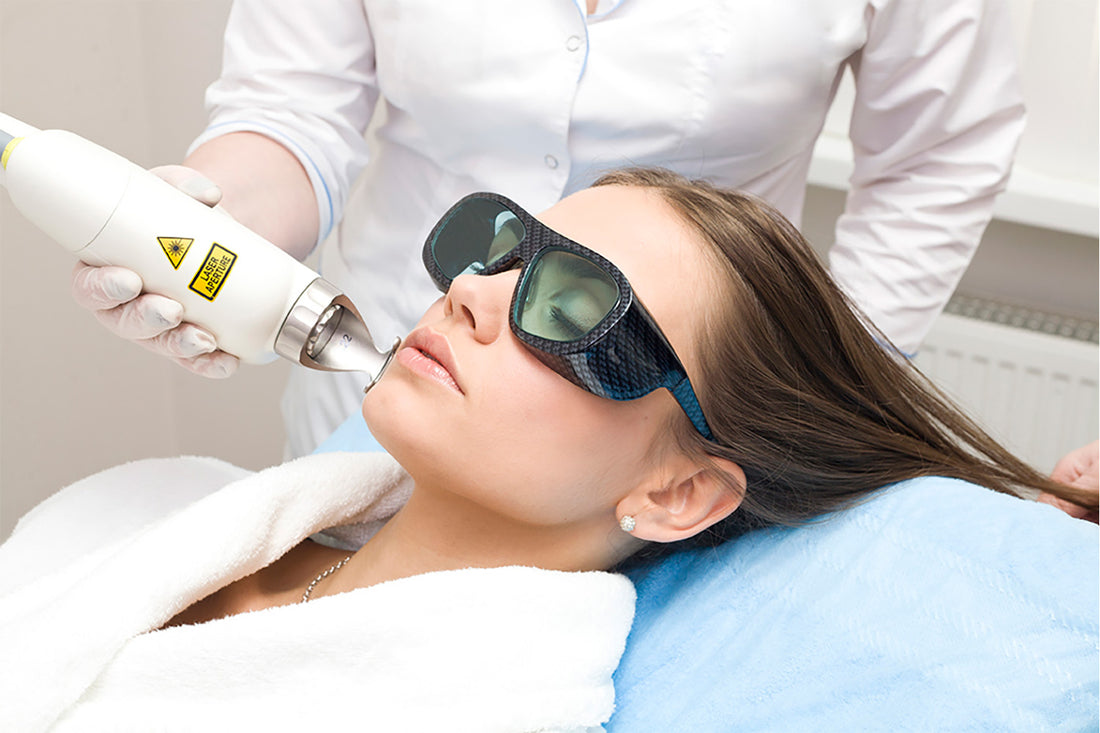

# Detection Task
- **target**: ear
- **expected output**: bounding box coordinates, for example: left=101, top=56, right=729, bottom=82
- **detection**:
left=620, top=456, right=746, bottom=543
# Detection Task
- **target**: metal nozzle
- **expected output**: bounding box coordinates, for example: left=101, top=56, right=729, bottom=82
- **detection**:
left=275, top=279, right=399, bottom=389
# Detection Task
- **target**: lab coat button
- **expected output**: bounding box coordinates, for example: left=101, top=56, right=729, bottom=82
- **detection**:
left=566, top=35, right=584, bottom=52
left=544, top=154, right=559, bottom=169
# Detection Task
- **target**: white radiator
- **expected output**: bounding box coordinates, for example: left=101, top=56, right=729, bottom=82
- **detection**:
left=914, top=296, right=1099, bottom=475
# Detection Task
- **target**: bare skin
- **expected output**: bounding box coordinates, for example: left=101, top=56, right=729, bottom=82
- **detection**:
left=161, top=539, right=354, bottom=628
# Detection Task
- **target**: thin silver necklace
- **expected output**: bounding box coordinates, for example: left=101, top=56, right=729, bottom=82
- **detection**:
left=301, top=554, right=353, bottom=603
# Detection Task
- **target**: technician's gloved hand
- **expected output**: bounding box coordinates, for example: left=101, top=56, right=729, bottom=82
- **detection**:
left=1038, top=439, right=1099, bottom=523
left=69, top=165, right=240, bottom=378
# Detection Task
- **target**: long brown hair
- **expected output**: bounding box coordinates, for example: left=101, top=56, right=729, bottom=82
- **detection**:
left=594, top=168, right=1093, bottom=557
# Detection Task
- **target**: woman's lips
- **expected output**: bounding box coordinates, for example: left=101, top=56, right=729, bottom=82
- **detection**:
left=397, top=329, right=464, bottom=394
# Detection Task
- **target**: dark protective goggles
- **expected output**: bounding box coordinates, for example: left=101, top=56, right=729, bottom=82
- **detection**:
left=421, top=192, right=714, bottom=440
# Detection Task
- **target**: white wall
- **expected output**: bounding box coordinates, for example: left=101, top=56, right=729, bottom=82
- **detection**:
left=1, top=0, right=1097, bottom=538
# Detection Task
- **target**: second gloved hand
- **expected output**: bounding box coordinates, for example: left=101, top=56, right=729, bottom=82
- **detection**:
left=68, top=165, right=240, bottom=378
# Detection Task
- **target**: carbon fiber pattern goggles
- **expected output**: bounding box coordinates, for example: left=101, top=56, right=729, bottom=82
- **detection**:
left=422, top=192, right=714, bottom=440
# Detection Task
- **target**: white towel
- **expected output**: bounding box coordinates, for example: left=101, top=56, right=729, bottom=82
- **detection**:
left=0, top=452, right=635, bottom=732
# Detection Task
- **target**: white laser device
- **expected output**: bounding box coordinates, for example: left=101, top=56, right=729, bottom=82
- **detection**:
left=0, top=113, right=397, bottom=384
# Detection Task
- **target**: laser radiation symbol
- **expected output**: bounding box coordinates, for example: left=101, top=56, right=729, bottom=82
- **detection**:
left=158, top=237, right=194, bottom=270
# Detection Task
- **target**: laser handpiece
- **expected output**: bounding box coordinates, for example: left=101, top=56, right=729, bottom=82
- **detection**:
left=0, top=113, right=398, bottom=388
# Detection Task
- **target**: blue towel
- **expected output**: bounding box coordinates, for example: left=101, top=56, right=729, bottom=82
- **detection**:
left=317, top=416, right=1099, bottom=730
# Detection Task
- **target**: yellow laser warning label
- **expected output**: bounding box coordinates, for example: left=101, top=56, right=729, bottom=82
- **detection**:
left=189, top=243, right=237, bottom=301
left=157, top=237, right=193, bottom=270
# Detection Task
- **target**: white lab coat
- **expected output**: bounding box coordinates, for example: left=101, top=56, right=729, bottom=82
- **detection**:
left=190, top=0, right=1025, bottom=456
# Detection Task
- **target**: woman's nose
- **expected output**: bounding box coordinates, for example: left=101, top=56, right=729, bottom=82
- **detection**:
left=443, top=270, right=519, bottom=344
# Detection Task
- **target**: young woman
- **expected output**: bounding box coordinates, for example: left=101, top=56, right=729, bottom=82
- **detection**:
left=1, top=169, right=1093, bottom=731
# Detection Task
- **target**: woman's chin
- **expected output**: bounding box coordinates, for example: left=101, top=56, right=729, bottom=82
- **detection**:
left=361, top=395, right=432, bottom=471
left=360, top=388, right=400, bottom=453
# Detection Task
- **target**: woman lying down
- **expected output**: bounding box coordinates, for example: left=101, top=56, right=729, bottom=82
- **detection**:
left=0, top=168, right=1094, bottom=731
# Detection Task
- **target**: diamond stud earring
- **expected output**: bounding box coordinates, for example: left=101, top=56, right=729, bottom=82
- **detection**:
left=619, top=515, right=636, bottom=533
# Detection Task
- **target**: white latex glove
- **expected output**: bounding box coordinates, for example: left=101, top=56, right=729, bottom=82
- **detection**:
left=1038, top=440, right=1099, bottom=523
left=69, top=165, right=240, bottom=378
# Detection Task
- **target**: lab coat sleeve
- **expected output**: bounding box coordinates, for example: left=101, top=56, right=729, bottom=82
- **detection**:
left=829, top=0, right=1025, bottom=355
left=188, top=0, right=378, bottom=247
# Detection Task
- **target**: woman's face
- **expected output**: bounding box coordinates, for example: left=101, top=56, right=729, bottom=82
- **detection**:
left=364, top=185, right=717, bottom=528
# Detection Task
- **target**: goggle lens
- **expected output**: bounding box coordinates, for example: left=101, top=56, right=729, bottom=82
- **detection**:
left=430, top=198, right=526, bottom=279
left=517, top=251, right=620, bottom=342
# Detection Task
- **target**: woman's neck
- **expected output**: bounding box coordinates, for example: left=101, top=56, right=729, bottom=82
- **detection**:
left=315, top=483, right=623, bottom=599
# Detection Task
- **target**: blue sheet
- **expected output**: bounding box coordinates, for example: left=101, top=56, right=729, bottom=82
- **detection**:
left=317, top=415, right=1099, bottom=730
